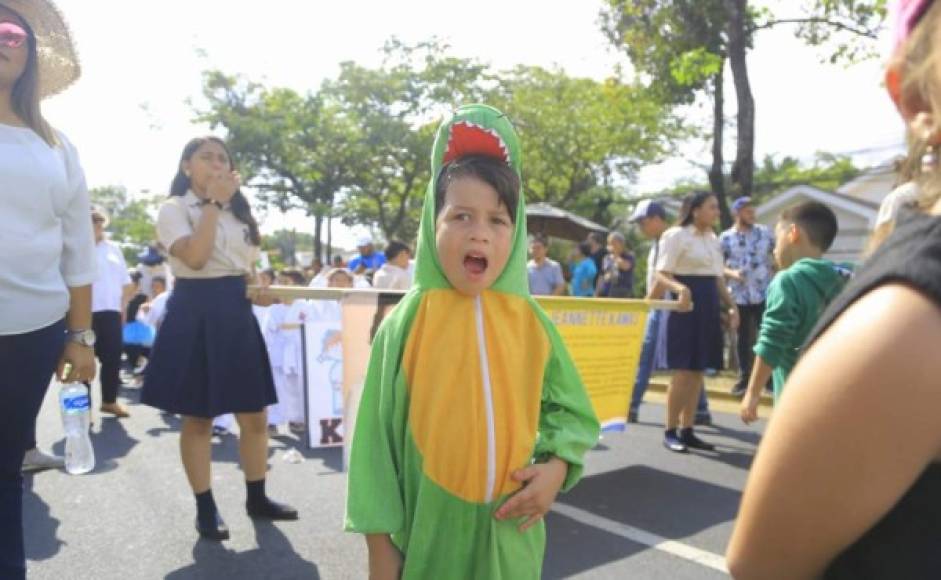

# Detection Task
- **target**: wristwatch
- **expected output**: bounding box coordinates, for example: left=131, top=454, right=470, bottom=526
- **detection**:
left=66, top=329, right=96, bottom=347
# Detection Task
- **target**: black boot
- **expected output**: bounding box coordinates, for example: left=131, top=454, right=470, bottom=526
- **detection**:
left=246, top=479, right=298, bottom=520
left=679, top=427, right=715, bottom=451
left=195, top=489, right=229, bottom=541
left=663, top=429, right=688, bottom=453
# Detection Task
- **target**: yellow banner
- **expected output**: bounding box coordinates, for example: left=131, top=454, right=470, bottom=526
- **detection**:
left=536, top=297, right=649, bottom=432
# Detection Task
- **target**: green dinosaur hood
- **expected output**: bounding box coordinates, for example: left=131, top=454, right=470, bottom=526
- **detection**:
left=412, top=104, right=530, bottom=297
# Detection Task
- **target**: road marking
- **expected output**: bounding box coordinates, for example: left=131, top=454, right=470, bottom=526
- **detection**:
left=552, top=502, right=729, bottom=574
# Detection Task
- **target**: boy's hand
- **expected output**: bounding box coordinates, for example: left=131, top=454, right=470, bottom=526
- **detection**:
left=366, top=534, right=402, bottom=580
left=740, top=390, right=761, bottom=425
left=494, top=457, right=568, bottom=532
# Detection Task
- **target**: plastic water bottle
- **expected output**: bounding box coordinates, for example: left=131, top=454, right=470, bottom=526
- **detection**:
left=59, top=381, right=95, bottom=475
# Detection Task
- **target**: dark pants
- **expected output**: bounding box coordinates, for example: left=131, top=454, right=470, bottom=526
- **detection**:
left=734, top=303, right=765, bottom=391
left=124, top=344, right=150, bottom=370
left=0, top=320, right=65, bottom=580
left=87, top=311, right=123, bottom=405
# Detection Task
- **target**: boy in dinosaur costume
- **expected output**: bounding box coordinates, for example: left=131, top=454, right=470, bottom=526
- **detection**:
left=345, top=104, right=600, bottom=579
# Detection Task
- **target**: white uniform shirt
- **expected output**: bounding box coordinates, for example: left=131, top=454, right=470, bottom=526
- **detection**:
left=92, top=240, right=132, bottom=313
left=656, top=225, right=724, bottom=277
left=373, top=263, right=413, bottom=290
left=0, top=126, right=96, bottom=334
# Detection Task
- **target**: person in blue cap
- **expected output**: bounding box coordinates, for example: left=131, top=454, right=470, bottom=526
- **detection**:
left=627, top=200, right=712, bottom=425
left=137, top=244, right=171, bottom=299
left=719, top=196, right=775, bottom=397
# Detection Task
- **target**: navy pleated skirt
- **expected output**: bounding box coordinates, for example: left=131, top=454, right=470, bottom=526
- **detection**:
left=141, top=276, right=277, bottom=418
left=667, top=275, right=723, bottom=371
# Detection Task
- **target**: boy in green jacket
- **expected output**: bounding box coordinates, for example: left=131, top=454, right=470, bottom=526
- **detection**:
left=741, top=201, right=851, bottom=423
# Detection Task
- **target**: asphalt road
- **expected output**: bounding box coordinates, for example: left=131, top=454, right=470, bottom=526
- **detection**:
left=25, top=381, right=764, bottom=579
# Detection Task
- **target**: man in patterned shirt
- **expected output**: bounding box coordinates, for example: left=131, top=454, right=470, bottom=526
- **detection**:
left=720, top=197, right=775, bottom=397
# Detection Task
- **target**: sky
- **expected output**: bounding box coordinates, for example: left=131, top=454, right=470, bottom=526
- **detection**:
left=42, top=0, right=905, bottom=251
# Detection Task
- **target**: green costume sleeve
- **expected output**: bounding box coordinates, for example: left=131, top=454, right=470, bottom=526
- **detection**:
left=753, top=273, right=799, bottom=370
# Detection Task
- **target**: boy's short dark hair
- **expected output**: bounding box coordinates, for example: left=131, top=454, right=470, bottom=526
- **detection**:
left=577, top=241, right=592, bottom=257
left=281, top=268, right=307, bottom=286
left=130, top=270, right=143, bottom=284
left=384, top=240, right=410, bottom=262
left=434, top=155, right=520, bottom=223
left=780, top=202, right=839, bottom=252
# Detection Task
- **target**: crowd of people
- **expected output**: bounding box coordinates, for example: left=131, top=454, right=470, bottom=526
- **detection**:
left=4, top=0, right=941, bottom=578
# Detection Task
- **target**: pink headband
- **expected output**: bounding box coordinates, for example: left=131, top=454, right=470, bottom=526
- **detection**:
left=893, top=0, right=935, bottom=53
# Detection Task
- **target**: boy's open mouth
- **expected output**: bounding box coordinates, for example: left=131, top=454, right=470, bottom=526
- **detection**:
left=463, top=252, right=488, bottom=276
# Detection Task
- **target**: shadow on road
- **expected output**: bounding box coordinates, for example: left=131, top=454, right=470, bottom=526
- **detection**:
left=23, top=475, right=64, bottom=563
left=543, top=465, right=739, bottom=579
left=164, top=518, right=319, bottom=580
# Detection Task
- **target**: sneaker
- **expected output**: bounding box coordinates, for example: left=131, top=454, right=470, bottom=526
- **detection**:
left=663, top=430, right=688, bottom=453
left=730, top=385, right=747, bottom=397
left=679, top=428, right=716, bottom=451
left=100, top=403, right=130, bottom=418
left=22, top=448, right=65, bottom=473
left=211, top=426, right=230, bottom=437
left=288, top=422, right=307, bottom=434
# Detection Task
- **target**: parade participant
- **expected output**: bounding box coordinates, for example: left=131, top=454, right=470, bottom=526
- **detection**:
left=656, top=191, right=739, bottom=453
left=0, top=1, right=95, bottom=576
left=728, top=2, right=941, bottom=577
left=88, top=206, right=134, bottom=417
left=570, top=241, right=598, bottom=297
left=122, top=270, right=155, bottom=379
left=141, top=136, right=297, bottom=542
left=265, top=268, right=309, bottom=434
left=372, top=240, right=413, bottom=290
left=597, top=232, right=635, bottom=298
left=345, top=105, right=599, bottom=579
left=720, top=197, right=775, bottom=397
left=527, top=233, right=565, bottom=296
left=740, top=202, right=850, bottom=423
left=348, top=235, right=386, bottom=278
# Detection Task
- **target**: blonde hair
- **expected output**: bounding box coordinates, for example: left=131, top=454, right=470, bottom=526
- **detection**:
left=896, top=1, right=941, bottom=209
left=867, top=3, right=941, bottom=254
left=12, top=19, right=57, bottom=146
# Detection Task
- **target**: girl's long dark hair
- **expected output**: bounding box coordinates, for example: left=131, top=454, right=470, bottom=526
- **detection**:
left=169, top=136, right=261, bottom=245
left=11, top=17, right=56, bottom=146
left=679, top=190, right=716, bottom=227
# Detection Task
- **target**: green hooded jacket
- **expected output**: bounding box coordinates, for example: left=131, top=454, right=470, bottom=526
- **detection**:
left=754, top=258, right=851, bottom=401
left=344, top=104, right=600, bottom=579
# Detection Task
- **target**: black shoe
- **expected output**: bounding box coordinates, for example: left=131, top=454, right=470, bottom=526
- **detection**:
left=663, top=431, right=688, bottom=453
left=627, top=410, right=639, bottom=423
left=680, top=428, right=715, bottom=451
left=247, top=498, right=299, bottom=521
left=195, top=512, right=229, bottom=541
left=730, top=385, right=747, bottom=397
left=694, top=414, right=713, bottom=427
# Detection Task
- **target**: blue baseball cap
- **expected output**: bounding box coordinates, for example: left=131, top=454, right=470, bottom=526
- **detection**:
left=732, top=196, right=753, bottom=213
left=629, top=199, right=667, bottom=223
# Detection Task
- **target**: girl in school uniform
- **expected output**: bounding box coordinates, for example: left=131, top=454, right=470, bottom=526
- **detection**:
left=141, top=136, right=297, bottom=541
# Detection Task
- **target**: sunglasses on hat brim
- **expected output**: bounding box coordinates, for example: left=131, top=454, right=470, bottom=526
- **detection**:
left=0, top=21, right=28, bottom=49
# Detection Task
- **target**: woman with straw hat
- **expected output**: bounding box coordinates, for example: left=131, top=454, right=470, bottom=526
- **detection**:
left=0, top=1, right=95, bottom=578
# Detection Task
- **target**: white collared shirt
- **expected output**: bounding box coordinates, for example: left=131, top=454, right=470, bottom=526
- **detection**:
left=0, top=126, right=96, bottom=335
left=373, top=263, right=413, bottom=290
left=92, top=240, right=131, bottom=313
left=656, top=225, right=724, bottom=277
left=156, top=190, right=260, bottom=278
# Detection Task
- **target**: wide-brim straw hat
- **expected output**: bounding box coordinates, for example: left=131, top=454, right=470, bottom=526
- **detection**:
left=0, top=0, right=80, bottom=98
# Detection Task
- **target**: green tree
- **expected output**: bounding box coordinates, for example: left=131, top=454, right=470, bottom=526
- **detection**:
left=486, top=66, right=685, bottom=225
left=601, top=0, right=887, bottom=227
left=89, top=185, right=160, bottom=263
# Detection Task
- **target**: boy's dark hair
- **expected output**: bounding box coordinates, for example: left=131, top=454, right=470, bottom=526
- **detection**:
left=531, top=233, right=549, bottom=247
left=384, top=240, right=410, bottom=262
left=577, top=241, right=592, bottom=257
left=152, top=275, right=167, bottom=288
left=434, top=155, right=520, bottom=223
left=130, top=270, right=143, bottom=284
left=780, top=202, right=839, bottom=251
left=281, top=268, right=307, bottom=286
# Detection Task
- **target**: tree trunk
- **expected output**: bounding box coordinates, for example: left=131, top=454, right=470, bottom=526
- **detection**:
left=326, top=215, right=333, bottom=263
left=726, top=0, right=755, bottom=206
left=708, top=64, right=733, bottom=230
left=313, top=213, right=324, bottom=264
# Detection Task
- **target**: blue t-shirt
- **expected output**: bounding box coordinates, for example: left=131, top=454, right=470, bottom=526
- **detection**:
left=348, top=252, right=387, bottom=272
left=570, top=258, right=598, bottom=297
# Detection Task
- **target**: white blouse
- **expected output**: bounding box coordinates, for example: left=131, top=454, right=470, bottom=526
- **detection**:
left=0, top=125, right=96, bottom=335
left=92, top=240, right=132, bottom=313
left=656, top=225, right=724, bottom=277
